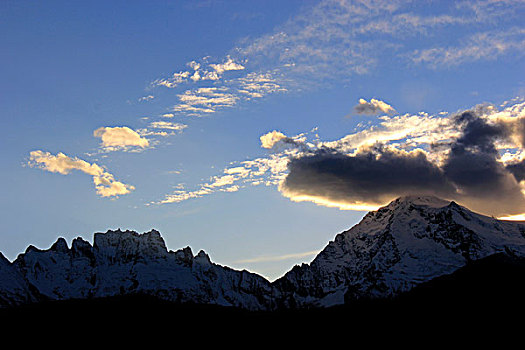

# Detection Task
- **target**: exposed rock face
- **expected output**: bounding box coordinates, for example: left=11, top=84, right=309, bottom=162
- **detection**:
left=1, top=196, right=525, bottom=310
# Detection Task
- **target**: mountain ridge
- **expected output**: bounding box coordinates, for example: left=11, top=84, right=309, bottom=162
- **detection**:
left=2, top=195, right=524, bottom=310
left=4, top=228, right=274, bottom=310
left=274, top=195, right=525, bottom=307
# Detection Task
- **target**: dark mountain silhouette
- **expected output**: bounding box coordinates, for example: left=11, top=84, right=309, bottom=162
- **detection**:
left=2, top=253, right=523, bottom=335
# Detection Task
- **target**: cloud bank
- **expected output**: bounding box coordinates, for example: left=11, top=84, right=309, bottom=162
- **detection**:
left=281, top=103, right=525, bottom=216
left=156, top=100, right=525, bottom=217
left=281, top=146, right=456, bottom=210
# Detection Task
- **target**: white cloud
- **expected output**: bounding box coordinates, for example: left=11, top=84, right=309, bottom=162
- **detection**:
left=410, top=28, right=525, bottom=68
left=154, top=147, right=298, bottom=205
left=148, top=121, right=187, bottom=131
left=322, top=112, right=458, bottom=149
left=135, top=121, right=188, bottom=140
left=260, top=130, right=288, bottom=149
left=236, top=72, right=287, bottom=99
left=93, top=126, right=150, bottom=151
left=153, top=71, right=191, bottom=88
left=157, top=188, right=212, bottom=204
left=353, top=98, right=396, bottom=115
left=153, top=56, right=244, bottom=88
left=28, top=150, right=134, bottom=197
left=172, top=87, right=239, bottom=116
left=138, top=95, right=155, bottom=102
left=208, top=174, right=236, bottom=188
left=137, top=129, right=170, bottom=138
left=224, top=166, right=251, bottom=177
left=209, top=55, right=245, bottom=74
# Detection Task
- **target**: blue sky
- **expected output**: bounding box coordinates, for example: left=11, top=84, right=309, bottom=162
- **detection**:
left=1, top=0, right=524, bottom=280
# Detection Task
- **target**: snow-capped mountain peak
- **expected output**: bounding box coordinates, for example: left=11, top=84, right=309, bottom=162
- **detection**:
left=1, top=229, right=273, bottom=310
left=387, top=195, right=451, bottom=208
left=275, top=195, right=525, bottom=307
left=93, top=228, right=170, bottom=263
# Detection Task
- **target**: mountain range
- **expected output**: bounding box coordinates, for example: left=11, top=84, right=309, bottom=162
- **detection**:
left=2, top=195, right=524, bottom=312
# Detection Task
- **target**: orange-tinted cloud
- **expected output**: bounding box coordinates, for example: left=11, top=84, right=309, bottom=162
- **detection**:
left=28, top=150, right=134, bottom=198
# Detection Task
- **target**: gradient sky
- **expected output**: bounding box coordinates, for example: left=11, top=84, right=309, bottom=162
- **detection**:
left=1, top=0, right=524, bottom=280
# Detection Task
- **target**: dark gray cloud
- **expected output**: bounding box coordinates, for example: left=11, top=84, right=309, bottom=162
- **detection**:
left=281, top=109, right=525, bottom=216
left=282, top=146, right=456, bottom=208
left=506, top=160, right=525, bottom=182
left=441, top=111, right=525, bottom=215
left=450, top=111, right=506, bottom=153
left=443, top=111, right=506, bottom=191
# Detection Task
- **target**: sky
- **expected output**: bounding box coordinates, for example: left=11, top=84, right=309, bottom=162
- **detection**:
left=1, top=0, right=524, bottom=281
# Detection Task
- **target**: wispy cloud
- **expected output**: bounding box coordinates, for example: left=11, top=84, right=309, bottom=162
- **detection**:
left=155, top=170, right=247, bottom=205
left=233, top=250, right=318, bottom=264
left=138, top=95, right=155, bottom=102
left=147, top=0, right=524, bottom=123
left=28, top=150, right=134, bottom=197
left=236, top=72, right=287, bottom=99
left=153, top=130, right=310, bottom=205
left=130, top=121, right=189, bottom=142
left=152, top=55, right=245, bottom=89
left=410, top=27, right=525, bottom=68
left=172, top=87, right=240, bottom=116
left=154, top=71, right=191, bottom=88
left=158, top=70, right=288, bottom=117
left=147, top=121, right=187, bottom=131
